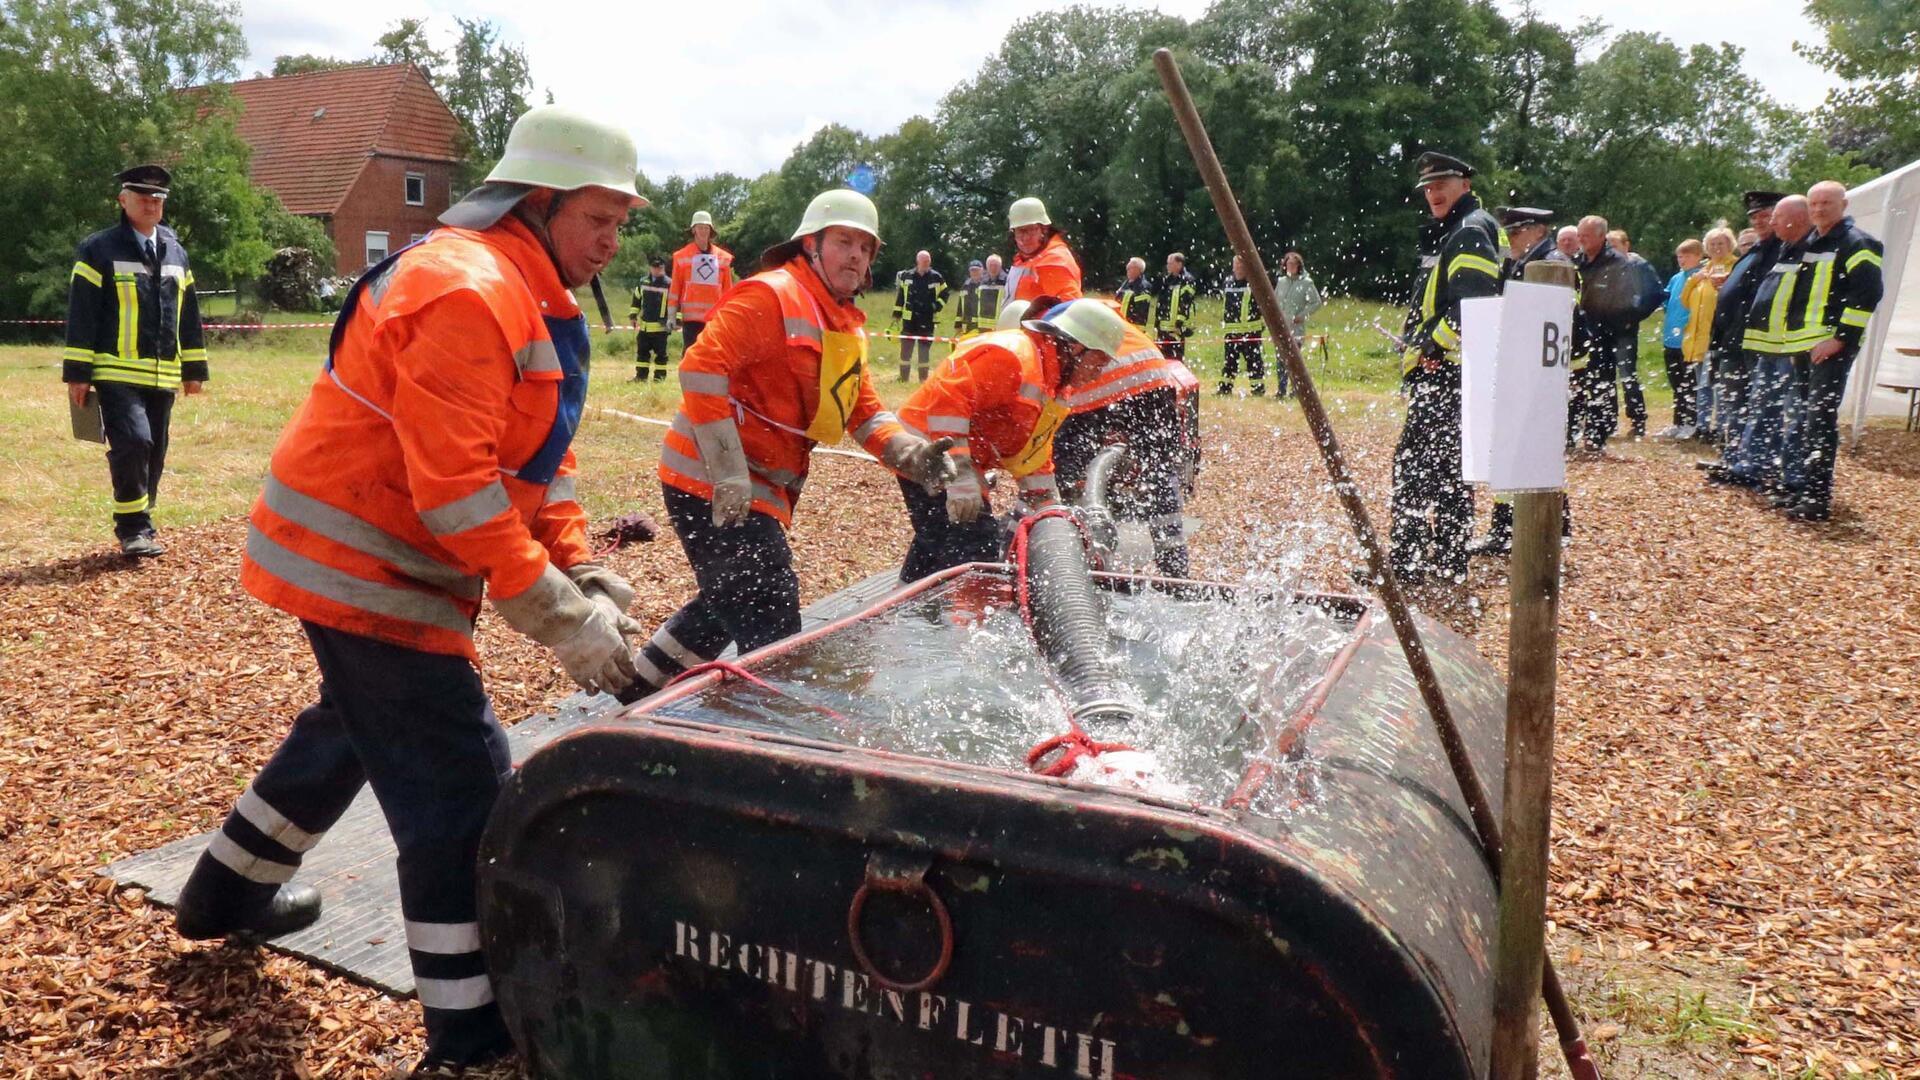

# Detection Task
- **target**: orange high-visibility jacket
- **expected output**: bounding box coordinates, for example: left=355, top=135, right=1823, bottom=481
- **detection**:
left=1006, top=233, right=1082, bottom=305
left=659, top=257, right=903, bottom=528
left=898, top=328, right=1067, bottom=503
left=1062, top=303, right=1190, bottom=414
left=241, top=218, right=592, bottom=661
left=669, top=241, right=735, bottom=324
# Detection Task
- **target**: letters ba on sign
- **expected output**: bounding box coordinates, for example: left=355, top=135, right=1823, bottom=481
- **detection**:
left=1460, top=282, right=1575, bottom=492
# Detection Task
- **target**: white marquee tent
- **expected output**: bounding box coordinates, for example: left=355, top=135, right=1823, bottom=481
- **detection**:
left=1844, top=158, right=1920, bottom=441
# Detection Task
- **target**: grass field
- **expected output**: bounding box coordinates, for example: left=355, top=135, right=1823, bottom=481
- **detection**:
left=0, top=285, right=1674, bottom=563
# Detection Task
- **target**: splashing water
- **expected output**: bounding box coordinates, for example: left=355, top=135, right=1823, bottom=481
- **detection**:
left=647, top=569, right=1356, bottom=812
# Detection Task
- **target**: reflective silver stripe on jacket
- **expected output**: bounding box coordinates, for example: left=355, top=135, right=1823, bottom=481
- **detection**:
left=235, top=787, right=323, bottom=853
left=926, top=414, right=970, bottom=435
left=544, top=475, right=577, bottom=504
left=419, top=481, right=512, bottom=536
left=660, top=441, right=709, bottom=482
left=260, top=475, right=482, bottom=600
left=679, top=370, right=731, bottom=396
left=1018, top=383, right=1048, bottom=404
left=246, top=526, right=476, bottom=635
left=112, top=260, right=147, bottom=276
left=1062, top=366, right=1169, bottom=408
left=850, top=410, right=898, bottom=444
left=783, top=318, right=824, bottom=344
left=514, top=339, right=560, bottom=375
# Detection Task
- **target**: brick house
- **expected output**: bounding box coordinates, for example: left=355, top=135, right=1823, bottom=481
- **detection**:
left=227, top=64, right=465, bottom=276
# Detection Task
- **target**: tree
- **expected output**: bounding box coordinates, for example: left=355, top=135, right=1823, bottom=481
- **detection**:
left=442, top=17, right=533, bottom=185
left=375, top=17, right=445, bottom=74
left=0, top=0, right=269, bottom=314
left=1799, top=0, right=1920, bottom=170
left=271, top=54, right=356, bottom=76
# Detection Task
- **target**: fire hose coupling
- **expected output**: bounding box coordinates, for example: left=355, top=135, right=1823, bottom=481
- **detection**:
left=1070, top=699, right=1137, bottom=730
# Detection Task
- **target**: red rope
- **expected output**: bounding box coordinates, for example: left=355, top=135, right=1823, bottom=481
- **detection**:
left=667, top=659, right=852, bottom=725
left=1007, top=507, right=1090, bottom=629
left=1026, top=721, right=1137, bottom=778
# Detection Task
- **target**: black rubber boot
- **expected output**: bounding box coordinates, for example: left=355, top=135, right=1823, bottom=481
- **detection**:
left=173, top=854, right=323, bottom=941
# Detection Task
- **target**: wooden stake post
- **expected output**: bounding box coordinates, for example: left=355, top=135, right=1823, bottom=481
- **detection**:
left=1150, top=49, right=1599, bottom=1080
left=1490, top=260, right=1576, bottom=1079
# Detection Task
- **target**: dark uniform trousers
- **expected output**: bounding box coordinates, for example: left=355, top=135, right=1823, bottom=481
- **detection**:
left=897, top=479, right=1009, bottom=584
left=630, top=485, right=803, bottom=695
left=181, top=623, right=513, bottom=1064
left=1574, top=326, right=1635, bottom=449
left=1791, top=347, right=1855, bottom=512
left=1390, top=367, right=1471, bottom=580
left=1616, top=333, right=1649, bottom=432
left=98, top=382, right=175, bottom=539
left=900, top=320, right=936, bottom=382
left=635, top=331, right=670, bottom=380
left=1713, top=348, right=1753, bottom=455
left=1219, top=334, right=1266, bottom=394
left=681, top=322, right=707, bottom=352
left=1051, top=390, right=1190, bottom=577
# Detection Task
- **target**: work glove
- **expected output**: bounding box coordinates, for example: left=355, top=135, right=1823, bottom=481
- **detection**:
left=494, top=564, right=643, bottom=695
left=564, top=562, right=636, bottom=617
left=689, top=418, right=754, bottom=528
left=880, top=433, right=959, bottom=493
left=946, top=476, right=985, bottom=524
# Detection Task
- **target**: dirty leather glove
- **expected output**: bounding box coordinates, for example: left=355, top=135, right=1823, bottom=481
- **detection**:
left=880, top=433, right=959, bottom=493
left=689, top=419, right=753, bottom=528
left=494, top=564, right=643, bottom=695
left=564, top=562, right=635, bottom=614
left=946, top=477, right=985, bottom=524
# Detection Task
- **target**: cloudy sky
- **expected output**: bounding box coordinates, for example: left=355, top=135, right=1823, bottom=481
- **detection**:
left=238, top=0, right=1842, bottom=181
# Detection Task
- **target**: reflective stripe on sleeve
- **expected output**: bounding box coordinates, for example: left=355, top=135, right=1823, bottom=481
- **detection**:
left=544, top=475, right=577, bottom=504
left=419, top=481, right=512, bottom=537
left=926, top=414, right=970, bottom=435
left=71, top=261, right=102, bottom=287
left=1840, top=308, right=1872, bottom=328
left=1847, top=249, right=1882, bottom=272
left=1449, top=254, right=1501, bottom=280
left=514, top=340, right=560, bottom=375
left=851, top=411, right=898, bottom=444
left=679, top=370, right=731, bottom=396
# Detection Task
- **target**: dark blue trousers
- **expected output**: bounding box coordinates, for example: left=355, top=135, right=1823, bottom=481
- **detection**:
left=185, top=622, right=513, bottom=1064
left=97, top=382, right=173, bottom=538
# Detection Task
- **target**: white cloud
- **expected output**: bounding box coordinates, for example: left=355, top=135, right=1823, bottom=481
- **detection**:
left=237, top=0, right=1842, bottom=180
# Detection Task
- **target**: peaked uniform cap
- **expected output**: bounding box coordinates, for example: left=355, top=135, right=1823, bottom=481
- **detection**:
left=1414, top=151, right=1475, bottom=189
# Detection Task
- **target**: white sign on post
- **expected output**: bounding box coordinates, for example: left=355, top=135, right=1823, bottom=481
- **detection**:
left=1460, top=281, right=1575, bottom=491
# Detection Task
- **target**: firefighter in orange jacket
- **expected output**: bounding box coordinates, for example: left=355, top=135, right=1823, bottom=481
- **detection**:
left=669, top=209, right=734, bottom=349
left=1046, top=298, right=1199, bottom=577
left=1004, top=196, right=1082, bottom=309
left=894, top=297, right=1130, bottom=582
left=169, top=107, right=647, bottom=1072
left=629, top=190, right=957, bottom=697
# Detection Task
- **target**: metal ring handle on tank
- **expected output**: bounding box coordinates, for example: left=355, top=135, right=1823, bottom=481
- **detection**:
left=846, top=852, right=954, bottom=993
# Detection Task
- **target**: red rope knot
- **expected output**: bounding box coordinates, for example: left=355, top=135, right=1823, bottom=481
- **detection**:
left=1025, top=722, right=1136, bottom=778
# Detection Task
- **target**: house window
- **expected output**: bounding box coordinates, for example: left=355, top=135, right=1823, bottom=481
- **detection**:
left=366, top=231, right=390, bottom=266
left=404, top=173, right=426, bottom=206
left=409, top=233, right=426, bottom=246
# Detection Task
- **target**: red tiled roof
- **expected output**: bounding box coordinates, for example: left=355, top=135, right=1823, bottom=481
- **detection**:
left=224, top=64, right=463, bottom=216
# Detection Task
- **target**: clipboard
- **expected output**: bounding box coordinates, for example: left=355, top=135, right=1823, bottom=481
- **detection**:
left=70, top=389, right=105, bottom=443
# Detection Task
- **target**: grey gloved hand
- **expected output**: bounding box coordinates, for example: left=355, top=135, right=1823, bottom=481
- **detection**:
left=494, top=564, right=643, bottom=695
left=946, top=475, right=985, bottom=524
left=689, top=419, right=753, bottom=528
left=880, top=433, right=960, bottom=493
left=564, top=562, right=635, bottom=613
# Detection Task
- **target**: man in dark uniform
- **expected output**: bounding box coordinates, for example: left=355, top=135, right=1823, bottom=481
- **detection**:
left=1710, top=194, right=1807, bottom=490
left=1116, top=257, right=1154, bottom=326
left=1469, top=206, right=1577, bottom=556
left=628, top=255, right=672, bottom=381
left=892, top=249, right=948, bottom=381
left=62, top=163, right=208, bottom=558
left=1779, top=180, right=1884, bottom=520
left=1153, top=252, right=1196, bottom=362
left=1700, top=191, right=1784, bottom=468
left=1378, top=152, right=1501, bottom=586
left=1218, top=253, right=1267, bottom=396
left=952, top=259, right=990, bottom=339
